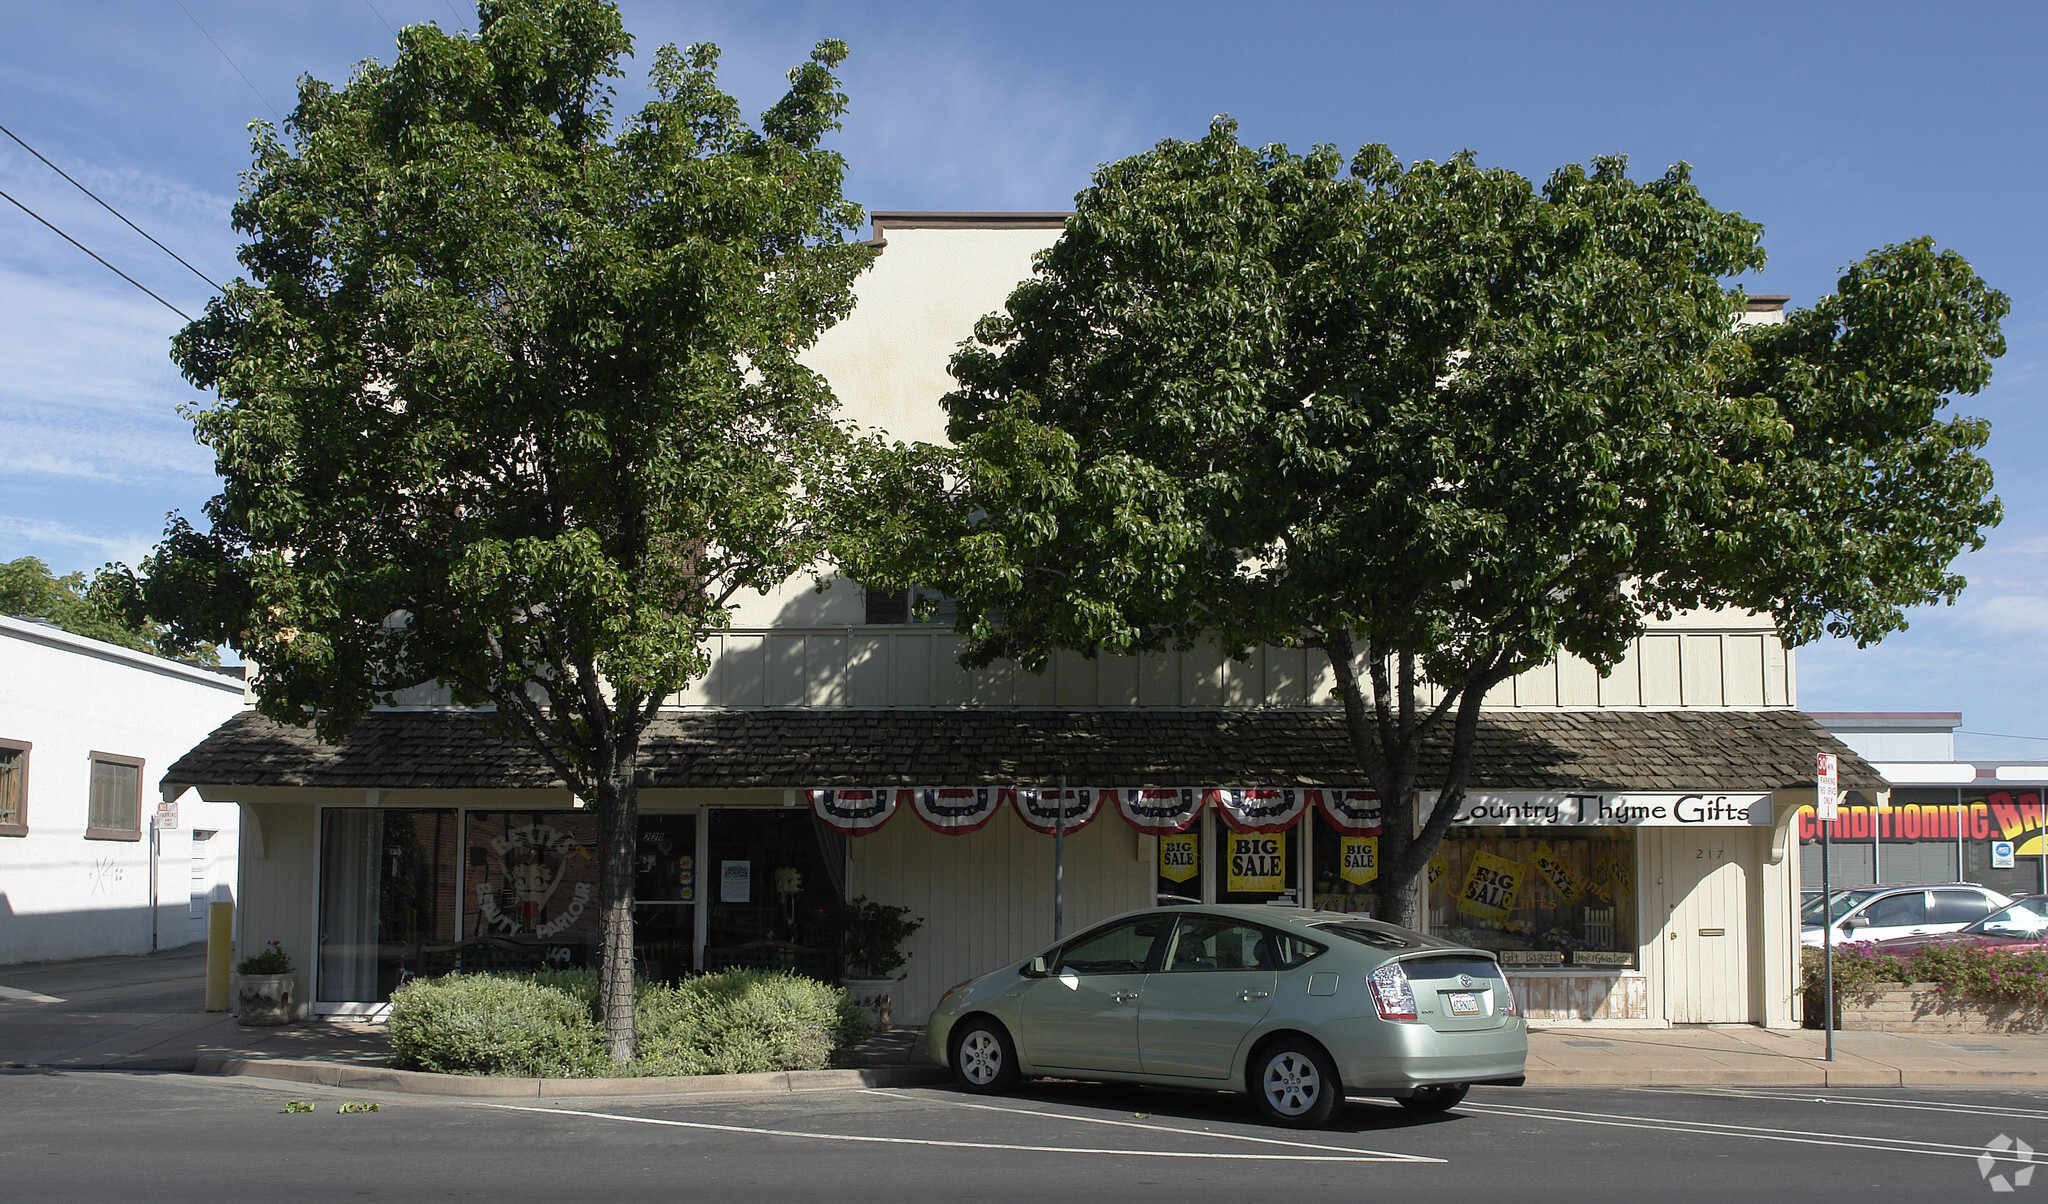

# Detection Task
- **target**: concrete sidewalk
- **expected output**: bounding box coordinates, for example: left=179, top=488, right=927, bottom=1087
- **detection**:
left=7, top=950, right=2048, bottom=1092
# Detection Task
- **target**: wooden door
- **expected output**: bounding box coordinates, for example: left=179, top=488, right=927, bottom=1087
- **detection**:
left=1659, top=828, right=1752, bottom=1023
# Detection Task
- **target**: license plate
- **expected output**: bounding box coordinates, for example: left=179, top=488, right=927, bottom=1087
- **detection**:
left=1447, top=991, right=1482, bottom=1016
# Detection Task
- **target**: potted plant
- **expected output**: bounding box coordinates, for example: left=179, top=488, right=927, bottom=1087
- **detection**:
left=234, top=940, right=297, bottom=1026
left=833, top=896, right=922, bottom=1031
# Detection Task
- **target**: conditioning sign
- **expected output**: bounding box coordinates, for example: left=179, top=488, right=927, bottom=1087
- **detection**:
left=1427, top=790, right=1774, bottom=827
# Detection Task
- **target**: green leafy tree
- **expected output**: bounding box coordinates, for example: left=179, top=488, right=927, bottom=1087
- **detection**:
left=840, top=120, right=2004, bottom=928
left=0, top=556, right=217, bottom=663
left=113, top=0, right=874, bottom=1061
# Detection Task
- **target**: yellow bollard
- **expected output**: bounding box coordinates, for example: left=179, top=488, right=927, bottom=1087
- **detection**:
left=205, top=901, right=234, bottom=1012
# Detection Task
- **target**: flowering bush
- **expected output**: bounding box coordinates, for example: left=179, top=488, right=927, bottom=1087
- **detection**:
left=1800, top=942, right=2048, bottom=1025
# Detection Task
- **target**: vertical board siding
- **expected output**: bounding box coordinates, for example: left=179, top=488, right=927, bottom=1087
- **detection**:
left=243, top=803, right=315, bottom=1006
left=1638, top=635, right=1683, bottom=706
left=846, top=807, right=1152, bottom=1021
left=1681, top=634, right=1725, bottom=708
left=1724, top=635, right=1767, bottom=707
left=667, top=626, right=1792, bottom=711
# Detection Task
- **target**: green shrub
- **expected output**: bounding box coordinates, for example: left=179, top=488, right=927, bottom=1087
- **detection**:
left=386, top=968, right=871, bottom=1077
left=387, top=973, right=605, bottom=1076
left=635, top=969, right=872, bottom=1077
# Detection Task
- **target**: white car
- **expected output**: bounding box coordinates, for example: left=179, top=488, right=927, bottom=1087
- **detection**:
left=1801, top=883, right=2012, bottom=948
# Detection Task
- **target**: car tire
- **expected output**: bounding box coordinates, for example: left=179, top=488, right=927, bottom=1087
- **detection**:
left=1397, top=1084, right=1469, bottom=1114
left=949, top=1017, right=1020, bottom=1095
left=1249, top=1037, right=1343, bottom=1128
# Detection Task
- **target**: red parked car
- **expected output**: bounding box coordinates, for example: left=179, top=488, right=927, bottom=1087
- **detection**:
left=1868, top=895, right=2048, bottom=955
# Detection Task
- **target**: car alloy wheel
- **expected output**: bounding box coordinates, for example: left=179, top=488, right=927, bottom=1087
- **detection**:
left=949, top=1019, right=1020, bottom=1094
left=1251, top=1039, right=1341, bottom=1128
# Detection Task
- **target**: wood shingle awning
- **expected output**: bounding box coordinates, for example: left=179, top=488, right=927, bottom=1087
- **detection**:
left=164, top=707, right=1884, bottom=796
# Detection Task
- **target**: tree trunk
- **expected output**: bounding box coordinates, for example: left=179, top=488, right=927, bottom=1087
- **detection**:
left=593, top=774, right=639, bottom=1065
left=1316, top=632, right=1499, bottom=934
left=1376, top=860, right=1427, bottom=931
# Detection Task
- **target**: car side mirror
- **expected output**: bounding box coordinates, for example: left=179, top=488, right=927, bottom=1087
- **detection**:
left=1841, top=916, right=1862, bottom=932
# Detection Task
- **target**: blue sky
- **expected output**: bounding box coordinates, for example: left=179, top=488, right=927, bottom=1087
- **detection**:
left=2, top=1, right=2043, bottom=755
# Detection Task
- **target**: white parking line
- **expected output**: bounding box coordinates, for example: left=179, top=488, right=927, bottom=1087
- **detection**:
left=1462, top=1100, right=2036, bottom=1166
left=0, top=985, right=63, bottom=1003
left=484, top=1103, right=1444, bottom=1163
left=859, top=1087, right=1443, bottom=1163
left=1628, top=1086, right=2048, bottom=1122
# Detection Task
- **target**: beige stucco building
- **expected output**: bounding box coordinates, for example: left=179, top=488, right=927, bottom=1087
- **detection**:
left=164, top=214, right=1875, bottom=1029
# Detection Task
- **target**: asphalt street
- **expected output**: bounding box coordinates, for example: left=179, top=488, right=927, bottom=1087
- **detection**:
left=3, top=1070, right=2042, bottom=1202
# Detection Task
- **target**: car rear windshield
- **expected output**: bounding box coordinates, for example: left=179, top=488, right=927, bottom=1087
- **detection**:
left=1313, top=922, right=1452, bottom=951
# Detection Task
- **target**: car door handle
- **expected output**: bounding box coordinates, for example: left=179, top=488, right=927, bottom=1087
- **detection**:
left=1112, top=990, right=1141, bottom=1003
left=1237, top=990, right=1270, bottom=1002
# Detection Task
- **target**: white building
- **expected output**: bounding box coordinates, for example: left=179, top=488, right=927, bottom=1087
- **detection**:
left=0, top=615, right=249, bottom=964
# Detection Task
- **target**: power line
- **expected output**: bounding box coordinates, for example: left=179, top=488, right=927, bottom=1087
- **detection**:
left=175, top=0, right=283, bottom=124
left=0, top=122, right=222, bottom=293
left=1960, top=729, right=2048, bottom=744
left=0, top=186, right=191, bottom=321
left=363, top=0, right=398, bottom=38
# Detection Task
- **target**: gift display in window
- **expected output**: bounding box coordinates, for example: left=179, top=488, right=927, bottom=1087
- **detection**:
left=1425, top=827, right=1638, bottom=968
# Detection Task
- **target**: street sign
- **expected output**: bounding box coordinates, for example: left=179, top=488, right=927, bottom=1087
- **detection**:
left=155, top=798, right=178, bottom=830
left=1816, top=752, right=1839, bottom=822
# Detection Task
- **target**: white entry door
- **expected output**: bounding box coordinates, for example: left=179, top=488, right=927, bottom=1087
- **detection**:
left=1659, top=828, right=1753, bottom=1024
left=188, top=830, right=217, bottom=944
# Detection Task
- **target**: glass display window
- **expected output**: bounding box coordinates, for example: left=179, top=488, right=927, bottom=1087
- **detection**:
left=1153, top=812, right=1306, bottom=906
left=316, top=808, right=461, bottom=1003
left=1425, top=826, right=1639, bottom=968
left=1312, top=827, right=1380, bottom=915
left=461, top=810, right=601, bottom=960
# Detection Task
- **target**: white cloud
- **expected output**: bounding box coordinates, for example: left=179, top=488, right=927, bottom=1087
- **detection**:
left=0, top=515, right=155, bottom=569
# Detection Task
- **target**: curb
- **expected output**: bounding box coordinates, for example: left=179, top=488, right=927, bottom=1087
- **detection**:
left=1524, top=1066, right=2048, bottom=1088
left=192, top=1055, right=950, bottom=1098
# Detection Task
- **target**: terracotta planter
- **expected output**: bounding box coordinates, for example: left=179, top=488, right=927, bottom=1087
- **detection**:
left=840, top=976, right=898, bottom=1031
left=235, top=972, right=297, bottom=1026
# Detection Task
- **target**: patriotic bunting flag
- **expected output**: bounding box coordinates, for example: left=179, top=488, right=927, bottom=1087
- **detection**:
left=1210, top=788, right=1310, bottom=834
left=808, top=787, right=899, bottom=836
left=1113, top=787, right=1204, bottom=835
left=911, top=787, right=1005, bottom=835
left=1009, top=787, right=1104, bottom=836
left=1318, top=788, right=1382, bottom=836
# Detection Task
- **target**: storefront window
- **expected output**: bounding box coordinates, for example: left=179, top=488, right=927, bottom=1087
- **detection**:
left=316, top=809, right=460, bottom=1002
left=1425, top=826, right=1639, bottom=968
left=461, top=810, right=602, bottom=969
left=1312, top=827, right=1378, bottom=915
left=702, top=808, right=843, bottom=978
left=634, top=812, right=698, bottom=982
left=1154, top=813, right=1305, bottom=906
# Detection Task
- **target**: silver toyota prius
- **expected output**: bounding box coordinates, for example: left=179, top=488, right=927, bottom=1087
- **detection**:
left=926, top=904, right=1528, bottom=1127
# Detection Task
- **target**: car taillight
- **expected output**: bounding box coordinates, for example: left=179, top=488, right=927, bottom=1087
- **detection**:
left=1368, top=962, right=1418, bottom=1021
left=1497, top=972, right=1516, bottom=1016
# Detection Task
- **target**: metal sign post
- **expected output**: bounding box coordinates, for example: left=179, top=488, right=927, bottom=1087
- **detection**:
left=1817, top=752, right=1839, bottom=1062
left=1054, top=776, right=1066, bottom=941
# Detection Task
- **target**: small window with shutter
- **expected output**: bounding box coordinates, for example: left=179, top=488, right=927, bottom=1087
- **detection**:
left=0, top=739, right=27, bottom=836
left=86, top=753, right=143, bottom=841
